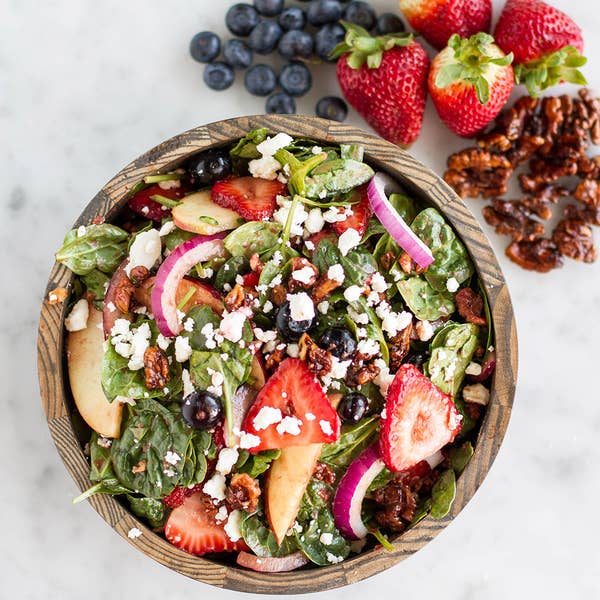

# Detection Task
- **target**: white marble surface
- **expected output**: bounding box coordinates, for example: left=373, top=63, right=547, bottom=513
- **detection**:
left=2, top=0, right=600, bottom=597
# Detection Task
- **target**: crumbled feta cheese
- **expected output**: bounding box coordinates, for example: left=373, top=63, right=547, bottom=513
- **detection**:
left=463, top=383, right=490, bottom=405
left=357, top=338, right=380, bottom=357
left=343, top=285, right=363, bottom=303
left=319, top=532, right=334, bottom=545
left=65, top=299, right=89, bottom=332
left=317, top=301, right=330, bottom=314
left=415, top=320, right=434, bottom=342
left=338, top=228, right=361, bottom=256
left=326, top=552, right=344, bottom=564
left=253, top=406, right=283, bottom=431
left=305, top=240, right=315, bottom=251
left=174, top=336, right=192, bottom=362
left=182, top=369, right=195, bottom=397
left=370, top=272, right=389, bottom=293
left=304, top=208, right=325, bottom=234
left=373, top=358, right=395, bottom=396
left=115, top=395, right=136, bottom=406
left=200, top=322, right=217, bottom=349
left=164, top=451, right=181, bottom=466
left=158, top=220, right=176, bottom=236
left=224, top=510, right=243, bottom=542
left=323, top=206, right=351, bottom=223
left=292, top=266, right=316, bottom=284
left=347, top=305, right=369, bottom=325
left=215, top=505, right=229, bottom=523
left=465, top=362, right=483, bottom=376
left=305, top=412, right=316, bottom=421
left=273, top=197, right=309, bottom=236
left=77, top=225, right=87, bottom=237
left=272, top=250, right=284, bottom=266
left=312, top=146, right=323, bottom=154
left=287, top=343, right=299, bottom=357
left=276, top=416, right=302, bottom=436
left=158, top=179, right=181, bottom=190
left=216, top=447, right=239, bottom=475
left=254, top=328, right=278, bottom=344
left=287, top=292, right=315, bottom=321
left=127, top=527, right=143, bottom=540
left=381, top=310, right=412, bottom=337
left=327, top=264, right=345, bottom=283
left=446, top=277, right=460, bottom=293
left=203, top=472, right=227, bottom=501
left=97, top=437, right=112, bottom=448
left=263, top=300, right=274, bottom=313
left=248, top=155, right=281, bottom=180
left=239, top=431, right=261, bottom=449
left=256, top=132, right=293, bottom=157
left=126, top=322, right=152, bottom=370
left=219, top=310, right=247, bottom=343
left=125, top=229, right=162, bottom=276
left=319, top=420, right=333, bottom=436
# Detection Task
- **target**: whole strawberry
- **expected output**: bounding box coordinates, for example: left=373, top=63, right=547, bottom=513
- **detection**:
left=332, top=24, right=429, bottom=146
left=429, top=33, right=514, bottom=137
left=494, top=0, right=586, bottom=96
left=399, top=0, right=492, bottom=51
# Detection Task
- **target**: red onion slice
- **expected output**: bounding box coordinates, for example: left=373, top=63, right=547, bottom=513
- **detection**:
left=332, top=444, right=385, bottom=540
left=236, top=550, right=309, bottom=572
left=367, top=172, right=434, bottom=269
left=151, top=233, right=226, bottom=336
left=470, top=349, right=496, bottom=382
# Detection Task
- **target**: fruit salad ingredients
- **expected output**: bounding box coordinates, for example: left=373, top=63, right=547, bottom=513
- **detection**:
left=189, top=31, right=221, bottom=63
left=203, top=62, right=235, bottom=91
left=211, top=177, right=286, bottom=220
left=187, top=149, right=232, bottom=186
left=315, top=96, right=348, bottom=122
left=429, top=33, right=514, bottom=137
left=182, top=390, right=223, bottom=429
left=266, top=91, right=296, bottom=114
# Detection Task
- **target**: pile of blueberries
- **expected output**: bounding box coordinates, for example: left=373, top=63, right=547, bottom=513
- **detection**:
left=189, top=0, right=405, bottom=121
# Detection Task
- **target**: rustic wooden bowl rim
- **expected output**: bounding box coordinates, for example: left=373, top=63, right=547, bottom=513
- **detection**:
left=37, top=115, right=518, bottom=594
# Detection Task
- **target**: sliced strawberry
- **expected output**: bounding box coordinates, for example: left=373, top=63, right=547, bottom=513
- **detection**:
left=332, top=185, right=372, bottom=237
left=305, top=230, right=335, bottom=254
left=242, top=271, right=260, bottom=289
left=211, top=177, right=286, bottom=221
left=162, top=483, right=205, bottom=509
left=128, top=183, right=186, bottom=221
left=379, top=364, right=462, bottom=473
left=241, top=358, right=340, bottom=453
left=165, top=492, right=248, bottom=556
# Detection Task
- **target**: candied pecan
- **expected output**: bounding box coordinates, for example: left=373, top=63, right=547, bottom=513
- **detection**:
left=249, top=252, right=263, bottom=273
left=380, top=250, right=397, bottom=271
left=288, top=257, right=319, bottom=291
left=312, top=275, right=342, bottom=303
left=491, top=95, right=539, bottom=140
left=265, top=345, right=286, bottom=371
left=270, top=284, right=287, bottom=306
left=574, top=179, right=600, bottom=208
left=129, top=265, right=150, bottom=285
left=298, top=333, right=332, bottom=377
left=143, top=346, right=170, bottom=390
left=505, top=135, right=545, bottom=167
left=455, top=288, right=487, bottom=327
left=464, top=401, right=483, bottom=422
left=476, top=132, right=512, bottom=152
left=505, top=239, right=564, bottom=273
left=91, top=215, right=106, bottom=225
left=113, top=276, right=135, bottom=313
left=444, top=167, right=511, bottom=199
left=132, top=459, right=147, bottom=474
left=541, top=96, right=564, bottom=141
left=564, top=203, right=600, bottom=227
left=482, top=200, right=545, bottom=242
left=389, top=322, right=413, bottom=372
left=224, top=283, right=245, bottom=311
left=346, top=360, right=380, bottom=387
left=48, top=286, right=68, bottom=304
left=313, top=462, right=336, bottom=485
left=447, top=148, right=512, bottom=171
left=552, top=219, right=597, bottom=263
left=226, top=473, right=261, bottom=513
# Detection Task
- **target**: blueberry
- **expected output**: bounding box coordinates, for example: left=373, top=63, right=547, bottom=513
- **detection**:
left=405, top=351, right=427, bottom=370
left=223, top=39, right=253, bottom=69
left=182, top=391, right=223, bottom=429
left=249, top=20, right=283, bottom=54
left=254, top=0, right=284, bottom=17
left=244, top=63, right=277, bottom=96
left=189, top=31, right=221, bottom=63
left=203, top=62, right=235, bottom=91
left=276, top=301, right=317, bottom=341
left=314, top=23, right=345, bottom=61
left=343, top=1, right=376, bottom=30
left=278, top=30, right=314, bottom=60
left=375, top=12, right=406, bottom=35
left=338, top=393, right=370, bottom=424
left=316, top=96, right=348, bottom=122
left=306, top=0, right=343, bottom=26
left=319, top=327, right=357, bottom=360
left=279, top=61, right=312, bottom=97
left=266, top=92, right=297, bottom=114
left=226, top=3, right=260, bottom=36
left=278, top=6, right=306, bottom=31
left=187, top=150, right=232, bottom=186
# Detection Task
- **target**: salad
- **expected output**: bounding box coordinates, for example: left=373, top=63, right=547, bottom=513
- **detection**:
left=56, top=129, right=494, bottom=572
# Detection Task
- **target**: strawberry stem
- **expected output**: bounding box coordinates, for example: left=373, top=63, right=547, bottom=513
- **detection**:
left=514, top=46, right=587, bottom=97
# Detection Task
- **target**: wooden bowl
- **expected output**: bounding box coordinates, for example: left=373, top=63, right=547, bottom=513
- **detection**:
left=37, top=115, right=518, bottom=594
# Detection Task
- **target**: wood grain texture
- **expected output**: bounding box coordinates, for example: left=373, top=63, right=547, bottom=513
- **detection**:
left=37, top=115, right=518, bottom=594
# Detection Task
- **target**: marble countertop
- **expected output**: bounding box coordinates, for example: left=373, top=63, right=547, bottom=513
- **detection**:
left=2, top=0, right=599, bottom=597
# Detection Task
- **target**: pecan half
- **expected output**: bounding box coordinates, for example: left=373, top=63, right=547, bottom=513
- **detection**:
left=313, top=462, right=336, bottom=485
left=249, top=252, right=263, bottom=273
left=505, top=239, right=564, bottom=273
left=312, top=275, right=342, bottom=303
left=574, top=179, right=600, bottom=208
left=129, top=265, right=150, bottom=285
left=114, top=276, right=135, bottom=313
left=270, top=284, right=288, bottom=306
left=564, top=203, right=600, bottom=227
left=225, top=283, right=246, bottom=312
left=552, top=219, right=597, bottom=263
left=455, top=288, right=487, bottom=326
left=298, top=333, right=332, bottom=377
left=389, top=322, right=413, bottom=372
left=482, top=199, right=545, bottom=242
left=265, top=345, right=286, bottom=372
left=132, top=459, right=147, bottom=474
left=143, top=346, right=170, bottom=390
left=226, top=473, right=261, bottom=513
left=346, top=360, right=380, bottom=387
left=288, top=257, right=319, bottom=291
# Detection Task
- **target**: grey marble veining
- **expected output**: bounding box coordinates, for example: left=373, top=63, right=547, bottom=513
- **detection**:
left=1, top=0, right=599, bottom=598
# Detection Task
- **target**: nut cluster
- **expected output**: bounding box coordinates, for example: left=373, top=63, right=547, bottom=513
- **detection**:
left=444, top=89, right=600, bottom=272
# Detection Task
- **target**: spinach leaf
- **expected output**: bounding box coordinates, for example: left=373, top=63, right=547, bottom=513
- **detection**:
left=448, top=442, right=474, bottom=474
left=303, top=160, right=374, bottom=199
left=230, top=128, right=270, bottom=162
left=312, top=238, right=377, bottom=285
left=241, top=510, right=299, bottom=557
left=214, top=256, right=249, bottom=293
left=373, top=233, right=400, bottom=273
left=397, top=276, right=455, bottom=321
left=81, top=269, right=110, bottom=310
left=430, top=469, right=456, bottom=519
left=55, top=224, right=129, bottom=276
left=361, top=218, right=386, bottom=244
left=224, top=221, right=282, bottom=258
left=389, top=193, right=418, bottom=224
left=183, top=305, right=221, bottom=351
left=366, top=467, right=395, bottom=493
left=320, top=416, right=379, bottom=468
left=89, top=432, right=117, bottom=482
left=296, top=478, right=332, bottom=523
left=294, top=508, right=350, bottom=566
left=427, top=322, right=479, bottom=396
left=127, top=495, right=167, bottom=528
left=340, top=144, right=364, bottom=162
left=162, top=224, right=196, bottom=253
left=235, top=449, right=281, bottom=478
left=411, top=208, right=474, bottom=292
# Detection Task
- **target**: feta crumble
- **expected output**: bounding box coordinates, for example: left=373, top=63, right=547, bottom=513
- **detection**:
left=465, top=361, right=482, bottom=376
left=253, top=406, right=283, bottom=431
left=415, top=320, right=434, bottom=342
left=65, top=299, right=89, bottom=332
left=239, top=431, right=261, bottom=449
left=370, top=272, right=389, bottom=293
left=343, top=285, right=363, bottom=303
left=317, top=300, right=330, bottom=314
left=203, top=472, right=226, bottom=501
left=127, top=527, right=143, bottom=540
left=224, top=510, right=244, bottom=542
left=164, top=451, right=181, bottom=466
left=125, top=229, right=162, bottom=276
left=174, top=336, right=192, bottom=362
left=256, top=132, right=293, bottom=157
left=319, top=420, right=334, bottom=436
left=287, top=292, right=315, bottom=321
left=158, top=220, right=176, bottom=236
left=219, top=309, right=247, bottom=343
left=338, top=228, right=361, bottom=256
left=292, top=266, right=316, bottom=284
left=319, top=532, right=334, bottom=545
left=215, top=505, right=229, bottom=523
left=446, top=277, right=460, bottom=293
left=304, top=208, right=325, bottom=234
left=216, top=447, right=239, bottom=475
left=327, top=264, right=345, bottom=283
left=248, top=155, right=281, bottom=180
left=182, top=368, right=195, bottom=397
left=276, top=416, right=302, bottom=436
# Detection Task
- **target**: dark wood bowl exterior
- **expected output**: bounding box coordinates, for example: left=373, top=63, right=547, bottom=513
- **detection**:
left=37, top=115, right=518, bottom=594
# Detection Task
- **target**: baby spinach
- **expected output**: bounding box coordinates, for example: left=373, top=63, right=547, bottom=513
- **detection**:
left=214, top=256, right=249, bottom=293
left=302, top=159, right=374, bottom=199
left=230, top=128, right=270, bottom=163
left=427, top=322, right=479, bottom=396
left=235, top=449, right=281, bottom=478
left=430, top=469, right=456, bottom=519
left=182, top=305, right=220, bottom=351
left=448, top=442, right=474, bottom=474
left=312, top=238, right=377, bottom=285
left=127, top=495, right=167, bottom=528
left=397, top=277, right=456, bottom=321
left=294, top=508, right=350, bottom=566
left=241, top=510, right=299, bottom=557
left=81, top=269, right=110, bottom=309
left=224, top=221, right=282, bottom=258
left=320, top=416, right=379, bottom=468
left=55, top=224, right=129, bottom=276
left=340, top=144, right=364, bottom=162
left=389, top=193, right=418, bottom=224
left=161, top=224, right=196, bottom=252
left=411, top=208, right=474, bottom=292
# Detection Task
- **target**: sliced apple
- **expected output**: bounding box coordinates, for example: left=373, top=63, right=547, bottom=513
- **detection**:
left=265, top=394, right=342, bottom=544
left=67, top=307, right=123, bottom=438
left=172, top=190, right=242, bottom=235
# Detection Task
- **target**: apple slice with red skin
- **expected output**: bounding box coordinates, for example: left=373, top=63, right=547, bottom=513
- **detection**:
left=172, top=190, right=243, bottom=235
left=265, top=394, right=341, bottom=545
left=67, top=307, right=123, bottom=438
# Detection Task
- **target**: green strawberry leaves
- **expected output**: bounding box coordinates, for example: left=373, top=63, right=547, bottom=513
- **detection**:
left=514, top=46, right=587, bottom=97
